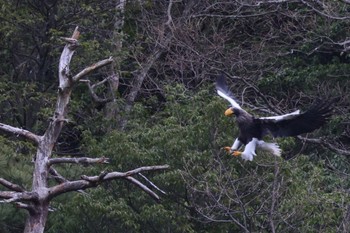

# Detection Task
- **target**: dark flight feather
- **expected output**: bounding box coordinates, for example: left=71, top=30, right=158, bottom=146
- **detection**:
left=260, top=100, right=333, bottom=137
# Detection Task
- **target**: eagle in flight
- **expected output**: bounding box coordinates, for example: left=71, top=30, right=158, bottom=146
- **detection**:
left=216, top=75, right=333, bottom=161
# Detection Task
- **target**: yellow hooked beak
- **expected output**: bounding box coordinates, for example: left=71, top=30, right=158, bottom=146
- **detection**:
left=225, top=108, right=234, bottom=116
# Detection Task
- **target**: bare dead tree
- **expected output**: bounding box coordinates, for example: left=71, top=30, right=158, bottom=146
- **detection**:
left=0, top=27, right=168, bottom=233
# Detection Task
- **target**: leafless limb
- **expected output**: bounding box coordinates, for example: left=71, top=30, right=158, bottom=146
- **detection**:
left=252, top=0, right=299, bottom=4
left=0, top=191, right=37, bottom=203
left=48, top=167, right=68, bottom=184
left=301, top=0, right=350, bottom=20
left=165, top=0, right=174, bottom=26
left=0, top=178, right=25, bottom=192
left=48, top=156, right=109, bottom=166
left=124, top=176, right=160, bottom=201
left=49, top=167, right=88, bottom=195
left=82, top=165, right=170, bottom=182
left=138, top=173, right=167, bottom=195
left=0, top=123, right=41, bottom=144
left=80, top=78, right=114, bottom=103
left=72, top=57, right=114, bottom=82
left=298, top=136, right=350, bottom=156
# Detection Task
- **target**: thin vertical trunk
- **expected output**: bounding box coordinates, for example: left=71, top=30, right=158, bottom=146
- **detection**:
left=103, top=0, right=126, bottom=122
left=119, top=43, right=167, bottom=129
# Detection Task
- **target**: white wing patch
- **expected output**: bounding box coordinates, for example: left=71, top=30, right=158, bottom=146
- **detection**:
left=217, top=89, right=242, bottom=110
left=259, top=110, right=300, bottom=121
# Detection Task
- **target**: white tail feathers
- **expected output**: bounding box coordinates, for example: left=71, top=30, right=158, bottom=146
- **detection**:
left=257, top=141, right=281, bottom=156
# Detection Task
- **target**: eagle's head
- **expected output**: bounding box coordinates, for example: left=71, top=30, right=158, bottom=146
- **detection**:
left=224, top=107, right=241, bottom=117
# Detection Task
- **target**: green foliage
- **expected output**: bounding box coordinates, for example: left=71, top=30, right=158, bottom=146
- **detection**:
left=278, top=156, right=350, bottom=233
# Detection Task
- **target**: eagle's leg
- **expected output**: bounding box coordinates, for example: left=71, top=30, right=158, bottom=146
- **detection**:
left=224, top=138, right=243, bottom=156
left=223, top=148, right=241, bottom=156
left=240, top=138, right=258, bottom=161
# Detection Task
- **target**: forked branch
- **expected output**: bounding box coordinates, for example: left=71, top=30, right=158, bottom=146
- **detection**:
left=80, top=78, right=114, bottom=103
left=125, top=176, right=160, bottom=200
left=48, top=165, right=169, bottom=201
left=49, top=167, right=88, bottom=195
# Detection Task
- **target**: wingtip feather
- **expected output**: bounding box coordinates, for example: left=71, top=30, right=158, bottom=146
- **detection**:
left=215, top=74, right=242, bottom=110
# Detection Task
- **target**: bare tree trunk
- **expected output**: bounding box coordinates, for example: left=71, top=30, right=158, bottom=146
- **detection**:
left=23, top=203, right=49, bottom=233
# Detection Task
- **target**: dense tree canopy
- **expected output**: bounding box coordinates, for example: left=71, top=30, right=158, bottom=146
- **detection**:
left=0, top=0, right=350, bottom=232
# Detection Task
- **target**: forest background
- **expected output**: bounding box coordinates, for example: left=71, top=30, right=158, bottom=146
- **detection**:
left=0, top=0, right=350, bottom=232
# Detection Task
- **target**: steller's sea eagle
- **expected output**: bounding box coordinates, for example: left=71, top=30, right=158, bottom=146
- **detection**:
left=216, top=75, right=333, bottom=161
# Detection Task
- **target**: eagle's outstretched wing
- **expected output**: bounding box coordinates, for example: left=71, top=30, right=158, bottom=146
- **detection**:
left=216, top=75, right=242, bottom=110
left=259, top=110, right=300, bottom=120
left=260, top=100, right=333, bottom=137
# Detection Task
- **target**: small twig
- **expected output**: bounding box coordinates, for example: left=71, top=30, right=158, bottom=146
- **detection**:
left=122, top=165, right=170, bottom=177
left=165, top=0, right=174, bottom=27
left=124, top=176, right=160, bottom=201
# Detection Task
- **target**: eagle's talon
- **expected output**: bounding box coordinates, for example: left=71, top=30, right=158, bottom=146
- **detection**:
left=223, top=147, right=232, bottom=153
left=232, top=151, right=242, bottom=157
